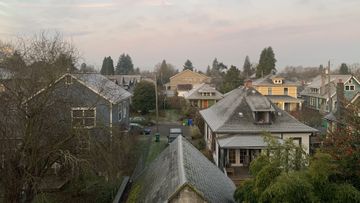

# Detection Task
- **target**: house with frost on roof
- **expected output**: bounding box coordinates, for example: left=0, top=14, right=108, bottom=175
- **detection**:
left=127, top=136, right=235, bottom=203
left=200, top=81, right=318, bottom=184
left=27, top=73, right=132, bottom=149
left=183, top=83, right=223, bottom=109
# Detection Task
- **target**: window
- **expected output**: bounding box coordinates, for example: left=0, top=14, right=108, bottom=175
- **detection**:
left=268, top=87, right=272, bottom=95
left=292, top=137, right=302, bottom=146
left=229, top=149, right=236, bottom=164
left=284, top=88, right=288, bottom=95
left=310, top=97, right=316, bottom=106
left=72, top=108, right=96, bottom=128
left=255, top=111, right=270, bottom=124
left=118, top=103, right=123, bottom=121
left=65, top=75, right=72, bottom=85
left=123, top=102, right=127, bottom=119
left=345, top=85, right=355, bottom=91
left=240, top=149, right=247, bottom=164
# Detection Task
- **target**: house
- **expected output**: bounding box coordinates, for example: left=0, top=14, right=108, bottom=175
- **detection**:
left=0, top=68, right=13, bottom=92
left=128, top=136, right=235, bottom=203
left=252, top=74, right=302, bottom=111
left=105, top=74, right=141, bottom=92
left=165, top=70, right=211, bottom=97
left=200, top=84, right=317, bottom=184
left=300, top=74, right=360, bottom=113
left=323, top=79, right=360, bottom=132
left=28, top=73, right=132, bottom=133
left=183, top=83, right=223, bottom=109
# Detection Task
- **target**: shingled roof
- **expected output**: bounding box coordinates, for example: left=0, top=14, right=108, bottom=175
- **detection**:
left=252, top=74, right=299, bottom=86
left=183, top=83, right=224, bottom=100
left=130, top=136, right=236, bottom=203
left=200, top=87, right=318, bottom=133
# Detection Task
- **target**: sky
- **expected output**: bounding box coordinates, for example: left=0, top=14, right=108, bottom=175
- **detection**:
left=0, top=0, right=360, bottom=71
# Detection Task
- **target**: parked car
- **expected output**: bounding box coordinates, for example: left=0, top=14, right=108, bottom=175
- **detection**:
left=129, top=123, right=151, bottom=135
left=168, top=128, right=183, bottom=143
left=130, top=116, right=155, bottom=126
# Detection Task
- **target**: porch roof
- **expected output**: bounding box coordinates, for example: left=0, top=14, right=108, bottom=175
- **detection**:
left=218, top=135, right=284, bottom=149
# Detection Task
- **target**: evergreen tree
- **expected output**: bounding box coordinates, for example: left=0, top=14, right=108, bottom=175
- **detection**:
left=116, top=53, right=134, bottom=74
left=212, top=58, right=219, bottom=71
left=243, top=55, right=251, bottom=78
left=183, top=59, right=194, bottom=71
left=100, top=56, right=114, bottom=75
left=220, top=65, right=243, bottom=93
left=132, top=81, right=156, bottom=114
left=156, top=59, right=176, bottom=85
left=256, top=47, right=277, bottom=78
left=339, top=63, right=350, bottom=74
left=206, top=65, right=211, bottom=76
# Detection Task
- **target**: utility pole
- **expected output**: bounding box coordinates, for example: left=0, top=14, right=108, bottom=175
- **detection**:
left=154, top=74, right=159, bottom=133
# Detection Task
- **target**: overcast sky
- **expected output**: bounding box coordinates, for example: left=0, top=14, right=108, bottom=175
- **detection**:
left=1, top=0, right=360, bottom=71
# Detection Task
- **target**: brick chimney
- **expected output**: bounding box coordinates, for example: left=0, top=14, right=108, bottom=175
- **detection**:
left=245, top=79, right=252, bottom=88
left=336, top=79, right=345, bottom=121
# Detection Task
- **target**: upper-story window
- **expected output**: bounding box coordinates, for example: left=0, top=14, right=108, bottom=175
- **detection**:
left=268, top=87, right=272, bottom=95
left=255, top=111, right=270, bottom=124
left=65, top=75, right=72, bottom=85
left=284, top=88, right=288, bottom=95
left=72, top=108, right=96, bottom=128
left=310, top=88, right=319, bottom=93
left=345, top=85, right=355, bottom=91
left=273, top=79, right=283, bottom=84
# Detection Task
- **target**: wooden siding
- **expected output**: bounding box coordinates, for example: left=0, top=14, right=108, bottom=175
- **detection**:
left=169, top=70, right=210, bottom=91
left=255, top=86, right=297, bottom=98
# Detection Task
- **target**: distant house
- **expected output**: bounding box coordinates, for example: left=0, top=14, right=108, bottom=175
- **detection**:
left=252, top=74, right=302, bottom=111
left=183, top=83, right=223, bottom=109
left=0, top=68, right=13, bottom=92
left=165, top=70, right=211, bottom=97
left=28, top=73, right=132, bottom=136
left=105, top=74, right=141, bottom=92
left=200, top=84, right=317, bottom=184
left=300, top=74, right=360, bottom=113
left=128, top=136, right=235, bottom=203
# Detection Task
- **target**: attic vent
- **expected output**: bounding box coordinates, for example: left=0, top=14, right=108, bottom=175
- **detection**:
left=277, top=112, right=282, bottom=116
left=239, top=112, right=243, bottom=117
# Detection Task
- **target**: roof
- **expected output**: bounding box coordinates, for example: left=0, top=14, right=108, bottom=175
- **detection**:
left=252, top=74, right=299, bottom=87
left=105, top=74, right=141, bottom=85
left=71, top=73, right=132, bottom=103
left=307, top=74, right=355, bottom=88
left=169, top=69, right=210, bottom=80
left=200, top=87, right=318, bottom=133
left=27, top=73, right=131, bottom=104
left=218, top=135, right=284, bottom=149
left=266, top=95, right=302, bottom=103
left=131, top=136, right=235, bottom=203
left=246, top=95, right=275, bottom=112
left=183, top=83, right=224, bottom=100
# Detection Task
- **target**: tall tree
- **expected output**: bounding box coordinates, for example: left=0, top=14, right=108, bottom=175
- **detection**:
left=116, top=53, right=134, bottom=74
left=100, top=56, right=114, bottom=75
left=183, top=59, right=194, bottom=71
left=256, top=47, right=277, bottom=78
left=212, top=58, right=219, bottom=71
left=155, top=59, right=176, bottom=85
left=243, top=55, right=251, bottom=78
left=339, top=63, right=350, bottom=74
left=220, top=65, right=243, bottom=93
left=206, top=65, right=211, bottom=76
left=132, top=81, right=156, bottom=114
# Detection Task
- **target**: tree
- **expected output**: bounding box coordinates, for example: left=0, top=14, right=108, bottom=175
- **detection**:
left=256, top=47, right=277, bottom=78
left=132, top=81, right=156, bottom=114
left=219, top=65, right=243, bottom=93
left=243, top=55, right=251, bottom=78
left=183, top=59, right=194, bottom=71
left=100, top=56, right=115, bottom=75
left=339, top=63, right=350, bottom=74
left=155, top=60, right=177, bottom=86
left=115, top=53, right=134, bottom=75
left=80, top=63, right=96, bottom=73
left=206, top=65, right=211, bottom=76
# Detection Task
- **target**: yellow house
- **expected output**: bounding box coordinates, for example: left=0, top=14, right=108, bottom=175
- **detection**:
left=252, top=74, right=302, bottom=111
left=165, top=69, right=211, bottom=97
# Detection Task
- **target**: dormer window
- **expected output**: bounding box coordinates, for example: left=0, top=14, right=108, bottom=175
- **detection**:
left=254, top=111, right=271, bottom=124
left=272, top=79, right=283, bottom=84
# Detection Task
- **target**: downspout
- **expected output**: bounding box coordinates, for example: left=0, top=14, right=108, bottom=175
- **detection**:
left=110, top=103, right=113, bottom=140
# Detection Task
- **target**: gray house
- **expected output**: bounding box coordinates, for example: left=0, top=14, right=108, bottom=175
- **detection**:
left=28, top=73, right=132, bottom=136
left=200, top=85, right=317, bottom=184
left=129, top=136, right=236, bottom=203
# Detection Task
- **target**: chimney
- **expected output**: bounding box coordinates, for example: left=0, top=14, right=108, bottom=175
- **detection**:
left=245, top=79, right=252, bottom=88
left=336, top=79, right=345, bottom=121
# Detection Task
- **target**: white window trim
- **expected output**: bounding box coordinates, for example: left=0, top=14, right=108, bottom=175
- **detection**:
left=345, top=85, right=355, bottom=91
left=71, top=107, right=96, bottom=129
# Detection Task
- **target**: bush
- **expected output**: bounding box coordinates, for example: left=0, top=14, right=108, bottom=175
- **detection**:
left=197, top=139, right=205, bottom=150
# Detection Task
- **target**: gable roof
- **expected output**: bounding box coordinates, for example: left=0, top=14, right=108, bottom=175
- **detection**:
left=169, top=69, right=210, bottom=80
left=131, top=136, right=235, bottom=203
left=252, top=74, right=299, bottom=86
left=200, top=87, right=318, bottom=133
left=307, top=74, right=357, bottom=89
left=183, top=83, right=224, bottom=100
left=27, top=73, right=131, bottom=104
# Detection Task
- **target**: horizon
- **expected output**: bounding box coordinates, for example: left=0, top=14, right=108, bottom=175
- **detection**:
left=1, top=0, right=360, bottom=71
